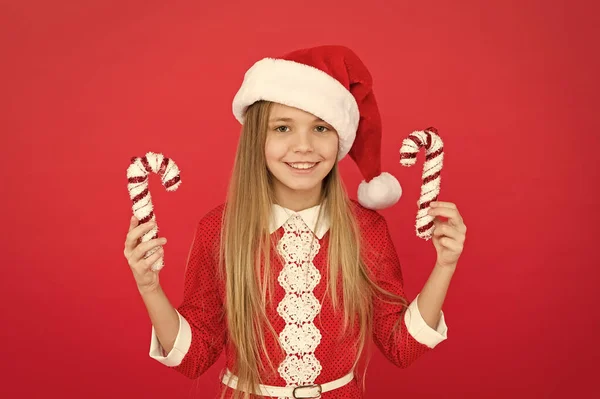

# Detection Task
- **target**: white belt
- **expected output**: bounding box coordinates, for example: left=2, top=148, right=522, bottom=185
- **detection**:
left=221, top=368, right=354, bottom=398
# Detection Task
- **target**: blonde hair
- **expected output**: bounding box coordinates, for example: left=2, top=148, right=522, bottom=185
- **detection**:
left=218, top=100, right=408, bottom=399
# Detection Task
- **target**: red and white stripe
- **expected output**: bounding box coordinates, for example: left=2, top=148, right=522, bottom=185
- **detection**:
left=399, top=127, right=444, bottom=240
left=126, top=152, right=181, bottom=271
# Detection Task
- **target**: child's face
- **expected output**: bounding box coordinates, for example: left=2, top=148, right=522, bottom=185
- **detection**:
left=265, top=103, right=339, bottom=201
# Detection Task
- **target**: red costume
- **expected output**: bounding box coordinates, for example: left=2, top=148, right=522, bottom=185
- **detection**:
left=149, top=201, right=448, bottom=398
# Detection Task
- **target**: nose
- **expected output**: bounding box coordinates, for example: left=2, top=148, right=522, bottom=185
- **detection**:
left=292, top=130, right=314, bottom=153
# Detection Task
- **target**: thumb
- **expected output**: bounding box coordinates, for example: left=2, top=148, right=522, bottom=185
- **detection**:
left=129, top=215, right=138, bottom=232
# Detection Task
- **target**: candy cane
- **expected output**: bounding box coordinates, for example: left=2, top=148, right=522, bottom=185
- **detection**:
left=126, top=152, right=181, bottom=271
left=399, top=127, right=444, bottom=240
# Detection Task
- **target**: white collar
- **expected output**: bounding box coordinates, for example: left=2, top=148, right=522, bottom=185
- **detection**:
left=269, top=203, right=330, bottom=239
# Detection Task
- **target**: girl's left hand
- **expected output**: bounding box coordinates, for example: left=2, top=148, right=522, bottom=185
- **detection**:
left=427, top=201, right=467, bottom=269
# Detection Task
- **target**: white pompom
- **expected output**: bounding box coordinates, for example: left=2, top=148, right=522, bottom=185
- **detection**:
left=357, top=172, right=402, bottom=210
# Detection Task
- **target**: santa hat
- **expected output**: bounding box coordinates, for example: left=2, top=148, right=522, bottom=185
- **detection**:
left=232, top=45, right=402, bottom=210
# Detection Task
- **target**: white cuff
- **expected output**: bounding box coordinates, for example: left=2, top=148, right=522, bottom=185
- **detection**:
left=404, top=293, right=448, bottom=348
left=149, top=309, right=192, bottom=366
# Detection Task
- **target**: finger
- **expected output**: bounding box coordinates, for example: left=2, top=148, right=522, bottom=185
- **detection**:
left=124, top=216, right=141, bottom=257
left=128, top=215, right=139, bottom=233
left=125, top=220, right=156, bottom=253
left=438, top=237, right=463, bottom=252
left=133, top=246, right=164, bottom=272
left=133, top=237, right=167, bottom=262
left=432, top=221, right=463, bottom=241
left=143, top=247, right=164, bottom=270
left=428, top=206, right=463, bottom=227
left=430, top=201, right=457, bottom=210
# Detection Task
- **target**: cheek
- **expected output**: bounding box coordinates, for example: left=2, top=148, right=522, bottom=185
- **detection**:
left=321, top=135, right=339, bottom=160
left=265, top=137, right=285, bottom=162
left=265, top=137, right=280, bottom=160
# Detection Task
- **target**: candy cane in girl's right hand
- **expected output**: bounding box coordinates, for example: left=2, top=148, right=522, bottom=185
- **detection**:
left=399, top=127, right=444, bottom=240
left=126, top=151, right=181, bottom=271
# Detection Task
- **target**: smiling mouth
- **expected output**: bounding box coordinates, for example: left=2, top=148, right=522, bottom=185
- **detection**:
left=285, top=162, right=319, bottom=170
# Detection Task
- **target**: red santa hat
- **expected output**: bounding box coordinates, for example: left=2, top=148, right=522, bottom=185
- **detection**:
left=232, top=44, right=402, bottom=210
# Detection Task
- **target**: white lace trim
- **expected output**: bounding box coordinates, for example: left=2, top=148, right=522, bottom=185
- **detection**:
left=275, top=214, right=323, bottom=394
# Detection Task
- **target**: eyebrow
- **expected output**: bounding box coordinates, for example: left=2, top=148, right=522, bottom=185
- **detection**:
left=269, top=117, right=325, bottom=123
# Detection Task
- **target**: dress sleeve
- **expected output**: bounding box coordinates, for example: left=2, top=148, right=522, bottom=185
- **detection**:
left=370, top=216, right=448, bottom=368
left=149, top=220, right=227, bottom=379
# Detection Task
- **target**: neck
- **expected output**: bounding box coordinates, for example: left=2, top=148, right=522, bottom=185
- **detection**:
left=273, top=184, right=322, bottom=212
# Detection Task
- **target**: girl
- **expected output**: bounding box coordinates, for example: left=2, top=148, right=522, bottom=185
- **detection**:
left=124, top=45, right=467, bottom=399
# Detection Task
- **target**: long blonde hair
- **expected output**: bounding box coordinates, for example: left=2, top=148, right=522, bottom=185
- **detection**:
left=218, top=100, right=408, bottom=399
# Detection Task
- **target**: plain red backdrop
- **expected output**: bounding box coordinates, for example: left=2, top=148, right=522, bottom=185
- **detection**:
left=1, top=0, right=598, bottom=397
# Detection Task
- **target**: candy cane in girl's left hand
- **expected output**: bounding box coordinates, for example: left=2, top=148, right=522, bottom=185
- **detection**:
left=126, top=152, right=181, bottom=271
left=399, top=127, right=444, bottom=240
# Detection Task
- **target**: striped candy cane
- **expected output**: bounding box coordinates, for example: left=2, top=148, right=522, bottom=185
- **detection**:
left=400, top=127, right=444, bottom=240
left=126, top=152, right=181, bottom=271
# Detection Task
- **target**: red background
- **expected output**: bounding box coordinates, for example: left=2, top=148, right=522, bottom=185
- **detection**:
left=1, top=0, right=598, bottom=397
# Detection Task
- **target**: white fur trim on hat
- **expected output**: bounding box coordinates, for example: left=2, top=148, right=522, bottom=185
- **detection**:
left=232, top=58, right=360, bottom=160
left=357, top=172, right=402, bottom=210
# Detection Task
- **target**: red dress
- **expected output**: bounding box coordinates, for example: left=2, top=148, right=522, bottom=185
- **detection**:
left=149, top=201, right=448, bottom=398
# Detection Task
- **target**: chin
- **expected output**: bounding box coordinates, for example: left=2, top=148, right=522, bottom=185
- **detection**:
left=282, top=180, right=322, bottom=192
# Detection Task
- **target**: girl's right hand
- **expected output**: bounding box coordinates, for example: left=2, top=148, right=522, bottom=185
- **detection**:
left=123, top=216, right=167, bottom=295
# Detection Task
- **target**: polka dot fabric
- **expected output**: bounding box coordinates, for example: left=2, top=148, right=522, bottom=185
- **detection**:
left=165, top=201, right=437, bottom=398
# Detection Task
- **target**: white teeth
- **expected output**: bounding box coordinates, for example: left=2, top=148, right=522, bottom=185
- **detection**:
left=287, top=162, right=316, bottom=170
